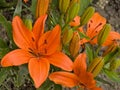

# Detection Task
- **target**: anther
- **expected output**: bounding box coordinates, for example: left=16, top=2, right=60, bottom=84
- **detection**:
left=44, top=39, right=47, bottom=44
left=32, top=37, right=35, bottom=42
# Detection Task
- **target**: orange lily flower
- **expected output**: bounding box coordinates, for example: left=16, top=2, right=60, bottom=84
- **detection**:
left=70, top=12, right=106, bottom=46
left=49, top=53, right=102, bottom=90
left=86, top=12, right=106, bottom=45
left=1, top=15, right=73, bottom=88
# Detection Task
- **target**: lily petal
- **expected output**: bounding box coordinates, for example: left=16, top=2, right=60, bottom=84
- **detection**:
left=47, top=52, right=73, bottom=71
left=28, top=58, right=50, bottom=88
left=1, top=49, right=32, bottom=67
left=33, top=15, right=47, bottom=42
left=12, top=16, right=35, bottom=50
left=73, top=53, right=87, bottom=76
left=87, top=12, right=106, bottom=40
left=103, top=31, right=120, bottom=46
left=79, top=72, right=96, bottom=89
left=49, top=72, right=79, bottom=88
left=38, top=25, right=61, bottom=55
left=70, top=16, right=80, bottom=26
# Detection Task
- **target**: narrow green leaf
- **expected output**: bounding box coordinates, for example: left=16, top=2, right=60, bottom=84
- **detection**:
left=37, top=79, right=53, bottom=90
left=0, top=14, right=13, bottom=41
left=54, top=84, right=62, bottom=90
left=0, top=67, right=10, bottom=86
left=0, top=38, right=8, bottom=48
left=96, top=76, right=114, bottom=88
left=30, top=0, right=37, bottom=17
left=13, top=0, right=22, bottom=16
left=0, top=0, right=17, bottom=9
left=104, top=69, right=120, bottom=83
left=78, top=32, right=90, bottom=40
left=79, top=0, right=92, bottom=16
left=0, top=48, right=10, bottom=59
left=15, top=65, right=28, bottom=87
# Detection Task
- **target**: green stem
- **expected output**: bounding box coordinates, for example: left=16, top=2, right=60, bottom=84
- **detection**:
left=96, top=45, right=101, bottom=56
left=62, top=21, right=69, bottom=32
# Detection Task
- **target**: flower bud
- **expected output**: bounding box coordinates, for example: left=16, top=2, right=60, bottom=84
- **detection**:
left=24, top=16, right=33, bottom=31
left=102, top=44, right=117, bottom=56
left=69, top=32, right=80, bottom=58
left=59, top=0, right=70, bottom=14
left=36, top=0, right=49, bottom=18
left=110, top=59, right=120, bottom=71
left=80, top=6, right=95, bottom=26
left=97, top=24, right=111, bottom=46
left=70, top=0, right=80, bottom=7
left=62, top=29, right=73, bottom=45
left=88, top=57, right=104, bottom=77
left=66, top=1, right=80, bottom=23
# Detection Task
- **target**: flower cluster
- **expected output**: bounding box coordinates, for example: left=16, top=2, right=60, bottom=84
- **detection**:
left=0, top=0, right=120, bottom=90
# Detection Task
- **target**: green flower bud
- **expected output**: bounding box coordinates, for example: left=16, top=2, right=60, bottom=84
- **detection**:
left=88, top=57, right=104, bottom=77
left=69, top=32, right=80, bottom=58
left=66, top=2, right=80, bottom=23
left=80, top=6, right=95, bottom=26
left=24, top=16, right=33, bottom=31
left=59, top=0, right=70, bottom=13
left=110, top=59, right=120, bottom=71
left=103, top=44, right=117, bottom=56
left=97, top=24, right=111, bottom=46
left=62, top=29, right=73, bottom=45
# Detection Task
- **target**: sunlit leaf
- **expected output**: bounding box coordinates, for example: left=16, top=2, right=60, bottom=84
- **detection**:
left=104, top=69, right=120, bottom=83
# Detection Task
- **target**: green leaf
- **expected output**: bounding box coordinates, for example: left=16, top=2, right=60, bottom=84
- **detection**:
left=37, top=79, right=53, bottom=90
left=104, top=69, right=120, bottom=83
left=79, top=0, right=92, bottom=16
left=96, top=76, right=114, bottom=88
left=13, top=0, right=22, bottom=16
left=78, top=32, right=90, bottom=40
left=0, top=67, right=11, bottom=86
left=0, top=14, right=13, bottom=41
left=14, top=65, right=28, bottom=87
left=30, top=0, right=37, bottom=17
left=0, top=48, right=10, bottom=59
left=96, top=76, right=112, bottom=86
left=0, top=38, right=8, bottom=48
left=54, top=84, right=62, bottom=90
